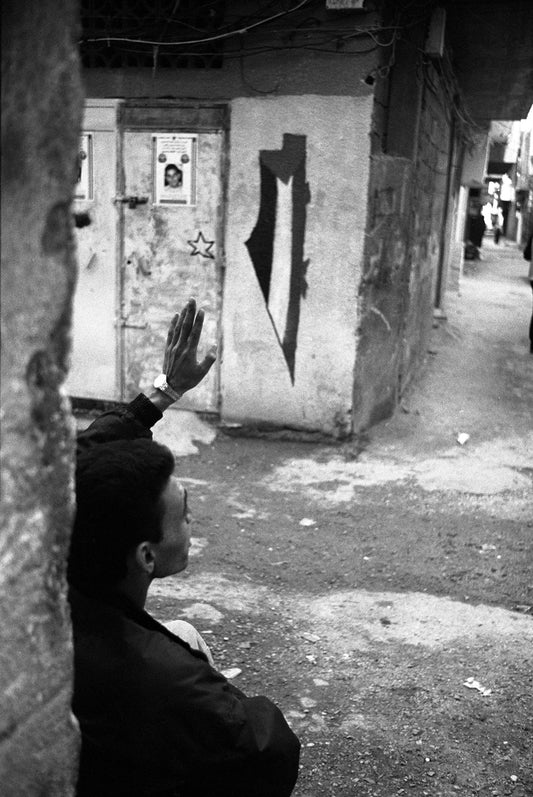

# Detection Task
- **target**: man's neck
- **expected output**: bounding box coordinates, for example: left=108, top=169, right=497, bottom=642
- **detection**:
left=115, top=574, right=150, bottom=610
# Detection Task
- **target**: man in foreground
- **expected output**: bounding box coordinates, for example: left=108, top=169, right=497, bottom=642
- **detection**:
left=68, top=299, right=300, bottom=797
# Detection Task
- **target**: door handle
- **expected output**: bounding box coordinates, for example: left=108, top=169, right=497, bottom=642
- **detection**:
left=113, top=195, right=149, bottom=209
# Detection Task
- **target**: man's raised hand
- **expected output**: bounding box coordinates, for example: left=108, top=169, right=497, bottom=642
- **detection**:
left=162, top=298, right=217, bottom=397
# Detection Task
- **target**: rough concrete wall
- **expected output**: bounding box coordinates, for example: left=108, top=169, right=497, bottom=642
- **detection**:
left=221, top=95, right=372, bottom=435
left=1, top=1, right=83, bottom=793
left=352, top=156, right=413, bottom=429
left=353, top=57, right=455, bottom=431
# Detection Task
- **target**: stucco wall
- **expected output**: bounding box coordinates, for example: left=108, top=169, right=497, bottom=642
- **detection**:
left=1, top=0, right=82, bottom=792
left=221, top=95, right=372, bottom=436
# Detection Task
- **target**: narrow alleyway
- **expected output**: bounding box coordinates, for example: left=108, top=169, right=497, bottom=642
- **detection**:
left=147, top=239, right=533, bottom=797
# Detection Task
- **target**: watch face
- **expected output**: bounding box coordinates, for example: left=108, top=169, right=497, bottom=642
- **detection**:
left=154, top=373, right=180, bottom=400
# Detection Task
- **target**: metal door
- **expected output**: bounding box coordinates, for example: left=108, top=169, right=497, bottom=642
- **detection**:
left=68, top=100, right=119, bottom=400
left=118, top=103, right=226, bottom=412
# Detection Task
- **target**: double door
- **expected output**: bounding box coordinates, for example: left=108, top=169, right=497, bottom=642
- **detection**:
left=69, top=100, right=226, bottom=412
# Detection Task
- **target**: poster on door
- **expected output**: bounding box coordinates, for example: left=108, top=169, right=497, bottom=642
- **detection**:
left=75, top=133, right=93, bottom=200
left=152, top=134, right=197, bottom=206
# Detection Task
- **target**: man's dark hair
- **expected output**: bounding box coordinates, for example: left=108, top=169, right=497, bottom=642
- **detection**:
left=68, top=439, right=175, bottom=592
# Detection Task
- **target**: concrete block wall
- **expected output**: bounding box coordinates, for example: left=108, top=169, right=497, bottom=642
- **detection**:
left=400, top=85, right=453, bottom=390
left=1, top=1, right=82, bottom=792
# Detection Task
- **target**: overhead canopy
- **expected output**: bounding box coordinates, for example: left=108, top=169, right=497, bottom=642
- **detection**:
left=444, top=0, right=533, bottom=122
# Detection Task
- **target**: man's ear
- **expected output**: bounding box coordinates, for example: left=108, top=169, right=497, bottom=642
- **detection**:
left=135, top=541, right=155, bottom=575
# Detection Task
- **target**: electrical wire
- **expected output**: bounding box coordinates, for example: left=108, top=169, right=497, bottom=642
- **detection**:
left=82, top=0, right=313, bottom=46
left=231, top=43, right=379, bottom=59
left=84, top=31, right=387, bottom=66
left=118, top=41, right=378, bottom=59
left=82, top=26, right=400, bottom=51
left=416, top=44, right=483, bottom=151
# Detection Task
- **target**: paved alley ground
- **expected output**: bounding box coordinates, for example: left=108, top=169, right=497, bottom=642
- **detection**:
left=147, top=238, right=533, bottom=797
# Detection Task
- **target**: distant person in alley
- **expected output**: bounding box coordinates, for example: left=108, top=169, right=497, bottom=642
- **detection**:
left=69, top=299, right=300, bottom=797
left=465, top=196, right=486, bottom=259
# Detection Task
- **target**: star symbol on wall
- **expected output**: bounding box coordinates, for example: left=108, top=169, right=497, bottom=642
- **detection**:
left=187, top=231, right=215, bottom=259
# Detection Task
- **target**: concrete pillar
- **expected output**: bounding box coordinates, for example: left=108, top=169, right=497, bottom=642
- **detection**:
left=1, top=1, right=83, bottom=793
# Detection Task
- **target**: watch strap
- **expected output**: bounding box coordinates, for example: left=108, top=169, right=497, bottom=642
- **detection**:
left=154, top=374, right=182, bottom=402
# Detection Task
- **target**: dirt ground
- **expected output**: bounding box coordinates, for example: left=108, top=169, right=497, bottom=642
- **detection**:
left=144, top=238, right=533, bottom=796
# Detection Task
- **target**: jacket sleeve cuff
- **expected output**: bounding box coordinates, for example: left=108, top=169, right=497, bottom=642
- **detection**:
left=125, top=393, right=163, bottom=429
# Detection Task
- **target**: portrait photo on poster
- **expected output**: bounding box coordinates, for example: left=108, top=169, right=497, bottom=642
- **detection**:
left=152, top=134, right=197, bottom=206
left=75, top=133, right=94, bottom=201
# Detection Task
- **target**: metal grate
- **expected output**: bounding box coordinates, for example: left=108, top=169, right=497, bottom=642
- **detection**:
left=80, top=0, right=226, bottom=69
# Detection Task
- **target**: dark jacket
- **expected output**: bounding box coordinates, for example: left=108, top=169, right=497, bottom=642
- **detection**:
left=72, top=396, right=300, bottom=797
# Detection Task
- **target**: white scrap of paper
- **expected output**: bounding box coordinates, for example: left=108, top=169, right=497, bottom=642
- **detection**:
left=463, top=677, right=492, bottom=696
left=221, top=668, right=242, bottom=680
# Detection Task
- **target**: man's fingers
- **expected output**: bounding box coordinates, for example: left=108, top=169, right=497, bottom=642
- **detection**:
left=177, top=298, right=196, bottom=347
left=188, top=308, right=205, bottom=350
left=166, top=313, right=181, bottom=343
left=164, top=312, right=181, bottom=371
left=172, top=300, right=194, bottom=347
left=198, top=345, right=217, bottom=376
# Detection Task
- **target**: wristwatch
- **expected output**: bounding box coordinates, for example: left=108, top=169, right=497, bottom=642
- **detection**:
left=153, top=373, right=182, bottom=402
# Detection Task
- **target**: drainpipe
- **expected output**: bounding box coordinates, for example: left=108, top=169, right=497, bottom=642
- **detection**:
left=434, top=111, right=456, bottom=310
